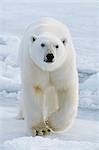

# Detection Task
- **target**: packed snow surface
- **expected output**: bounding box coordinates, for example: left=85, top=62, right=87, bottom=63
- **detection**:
left=0, top=136, right=99, bottom=150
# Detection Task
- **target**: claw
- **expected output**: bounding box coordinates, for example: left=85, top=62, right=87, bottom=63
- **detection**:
left=36, top=130, right=38, bottom=135
left=47, top=129, right=51, bottom=132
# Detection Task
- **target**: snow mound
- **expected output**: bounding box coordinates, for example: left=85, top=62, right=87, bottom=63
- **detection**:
left=80, top=73, right=99, bottom=109
left=0, top=76, right=21, bottom=92
left=0, top=136, right=98, bottom=150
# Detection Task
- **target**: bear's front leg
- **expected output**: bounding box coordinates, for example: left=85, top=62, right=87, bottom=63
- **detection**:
left=45, top=85, right=78, bottom=132
left=22, top=85, right=52, bottom=136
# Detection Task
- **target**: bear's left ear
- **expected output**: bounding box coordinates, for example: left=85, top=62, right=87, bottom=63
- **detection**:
left=61, top=38, right=67, bottom=45
left=32, top=36, right=37, bottom=43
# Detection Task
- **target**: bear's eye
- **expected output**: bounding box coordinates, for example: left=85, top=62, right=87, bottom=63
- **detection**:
left=55, top=45, right=59, bottom=49
left=62, top=40, right=65, bottom=44
left=41, top=43, right=45, bottom=47
left=62, top=39, right=67, bottom=45
left=32, top=37, right=36, bottom=42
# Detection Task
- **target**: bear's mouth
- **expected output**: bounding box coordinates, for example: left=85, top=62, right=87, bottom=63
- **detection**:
left=44, top=59, right=54, bottom=63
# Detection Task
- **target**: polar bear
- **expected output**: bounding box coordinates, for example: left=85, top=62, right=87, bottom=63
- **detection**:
left=18, top=17, right=79, bottom=136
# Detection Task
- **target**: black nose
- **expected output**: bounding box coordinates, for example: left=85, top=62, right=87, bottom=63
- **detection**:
left=45, top=53, right=54, bottom=62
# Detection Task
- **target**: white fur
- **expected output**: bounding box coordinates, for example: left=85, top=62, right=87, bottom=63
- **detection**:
left=19, top=18, right=79, bottom=135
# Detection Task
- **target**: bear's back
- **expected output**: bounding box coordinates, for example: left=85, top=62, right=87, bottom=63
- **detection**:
left=25, top=18, right=69, bottom=39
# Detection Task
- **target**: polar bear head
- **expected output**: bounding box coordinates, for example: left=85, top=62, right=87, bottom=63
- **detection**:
left=29, top=33, right=68, bottom=71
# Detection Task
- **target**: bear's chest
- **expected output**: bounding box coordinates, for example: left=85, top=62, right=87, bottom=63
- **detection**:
left=30, top=61, right=71, bottom=90
left=49, top=63, right=73, bottom=90
left=49, top=71, right=67, bottom=90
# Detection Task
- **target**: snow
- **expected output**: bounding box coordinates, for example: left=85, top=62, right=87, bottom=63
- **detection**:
left=0, top=136, right=98, bottom=150
left=0, top=0, right=98, bottom=149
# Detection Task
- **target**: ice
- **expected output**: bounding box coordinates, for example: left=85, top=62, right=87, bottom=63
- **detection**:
left=79, top=73, right=99, bottom=109
left=80, top=73, right=99, bottom=91
left=0, top=36, right=21, bottom=93
left=0, top=76, right=20, bottom=92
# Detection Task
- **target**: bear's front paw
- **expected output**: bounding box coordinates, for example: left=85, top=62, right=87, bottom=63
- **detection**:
left=32, top=127, right=52, bottom=136
left=39, top=127, right=52, bottom=136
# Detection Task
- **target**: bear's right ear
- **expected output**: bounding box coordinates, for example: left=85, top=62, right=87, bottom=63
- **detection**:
left=32, top=36, right=37, bottom=42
